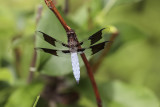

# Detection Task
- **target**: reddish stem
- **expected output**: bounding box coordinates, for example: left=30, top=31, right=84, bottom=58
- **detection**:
left=80, top=53, right=102, bottom=107
left=44, top=0, right=71, bottom=32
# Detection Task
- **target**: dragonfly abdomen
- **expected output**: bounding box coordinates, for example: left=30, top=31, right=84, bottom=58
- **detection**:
left=71, top=52, right=80, bottom=84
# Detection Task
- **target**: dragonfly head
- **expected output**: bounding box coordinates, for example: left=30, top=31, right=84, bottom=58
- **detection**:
left=67, top=29, right=75, bottom=38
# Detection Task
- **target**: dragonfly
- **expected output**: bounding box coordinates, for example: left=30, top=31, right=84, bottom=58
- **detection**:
left=36, top=28, right=110, bottom=83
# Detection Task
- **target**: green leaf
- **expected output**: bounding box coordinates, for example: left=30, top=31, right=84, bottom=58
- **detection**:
left=104, top=39, right=160, bottom=84
left=0, top=82, right=12, bottom=106
left=102, top=81, right=160, bottom=107
left=102, top=0, right=160, bottom=38
left=77, top=80, right=159, bottom=107
left=5, top=83, right=43, bottom=107
left=0, top=6, right=16, bottom=39
left=115, top=23, right=146, bottom=42
left=0, top=68, right=13, bottom=84
left=69, top=4, right=88, bottom=28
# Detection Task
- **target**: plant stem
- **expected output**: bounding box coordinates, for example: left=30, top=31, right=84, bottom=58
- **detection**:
left=12, top=35, right=22, bottom=78
left=80, top=53, right=102, bottom=107
left=44, top=0, right=71, bottom=32
left=27, top=5, right=43, bottom=83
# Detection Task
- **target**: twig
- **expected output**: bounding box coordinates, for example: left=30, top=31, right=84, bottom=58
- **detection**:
left=80, top=53, right=102, bottom=107
left=44, top=0, right=102, bottom=107
left=92, top=31, right=119, bottom=73
left=27, top=5, right=43, bottom=83
left=44, top=0, right=71, bottom=32
left=36, top=5, right=43, bottom=25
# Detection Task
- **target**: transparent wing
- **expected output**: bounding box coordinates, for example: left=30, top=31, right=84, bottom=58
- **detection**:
left=77, top=28, right=106, bottom=47
left=77, top=41, right=110, bottom=56
left=37, top=31, right=69, bottom=48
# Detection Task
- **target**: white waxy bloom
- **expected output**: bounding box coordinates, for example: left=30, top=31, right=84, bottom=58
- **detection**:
left=71, top=52, right=80, bottom=84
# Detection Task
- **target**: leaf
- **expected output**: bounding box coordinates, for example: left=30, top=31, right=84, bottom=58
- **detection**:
left=77, top=80, right=159, bottom=107
left=101, top=81, right=160, bottom=107
left=0, top=68, right=13, bottom=84
left=99, top=38, right=160, bottom=96
left=115, top=23, right=146, bottom=42
left=69, top=4, right=89, bottom=28
left=0, top=6, right=16, bottom=39
left=102, top=0, right=160, bottom=38
left=0, top=82, right=12, bottom=106
left=5, top=83, right=43, bottom=107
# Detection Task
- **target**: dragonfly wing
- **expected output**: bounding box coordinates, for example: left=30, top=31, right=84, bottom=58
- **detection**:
left=78, top=28, right=106, bottom=47
left=77, top=41, right=110, bottom=55
left=35, top=48, right=70, bottom=56
left=71, top=52, right=80, bottom=84
left=37, top=31, right=69, bottom=48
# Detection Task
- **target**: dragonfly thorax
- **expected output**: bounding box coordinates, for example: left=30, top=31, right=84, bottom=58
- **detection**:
left=68, top=36, right=78, bottom=52
left=67, top=30, right=79, bottom=52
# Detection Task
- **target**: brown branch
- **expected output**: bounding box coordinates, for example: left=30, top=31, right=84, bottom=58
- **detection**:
left=80, top=53, right=102, bottom=107
left=27, top=5, right=43, bottom=83
left=44, top=0, right=71, bottom=32
left=44, top=0, right=102, bottom=107
left=92, top=31, right=119, bottom=73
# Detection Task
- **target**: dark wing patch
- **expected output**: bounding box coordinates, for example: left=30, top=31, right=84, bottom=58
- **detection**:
left=35, top=48, right=70, bottom=56
left=89, top=28, right=105, bottom=45
left=90, top=41, right=106, bottom=55
left=78, top=41, right=110, bottom=55
left=38, top=31, right=69, bottom=48
left=78, top=28, right=105, bottom=47
left=62, top=50, right=71, bottom=54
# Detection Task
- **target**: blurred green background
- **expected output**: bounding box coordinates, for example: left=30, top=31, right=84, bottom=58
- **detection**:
left=0, top=0, right=160, bottom=107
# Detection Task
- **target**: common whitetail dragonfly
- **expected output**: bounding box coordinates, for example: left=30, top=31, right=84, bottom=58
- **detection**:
left=36, top=28, right=110, bottom=83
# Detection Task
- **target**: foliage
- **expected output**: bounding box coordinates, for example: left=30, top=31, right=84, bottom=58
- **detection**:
left=0, top=0, right=160, bottom=107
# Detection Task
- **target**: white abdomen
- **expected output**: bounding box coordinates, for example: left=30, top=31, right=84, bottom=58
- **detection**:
left=71, top=52, right=80, bottom=83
